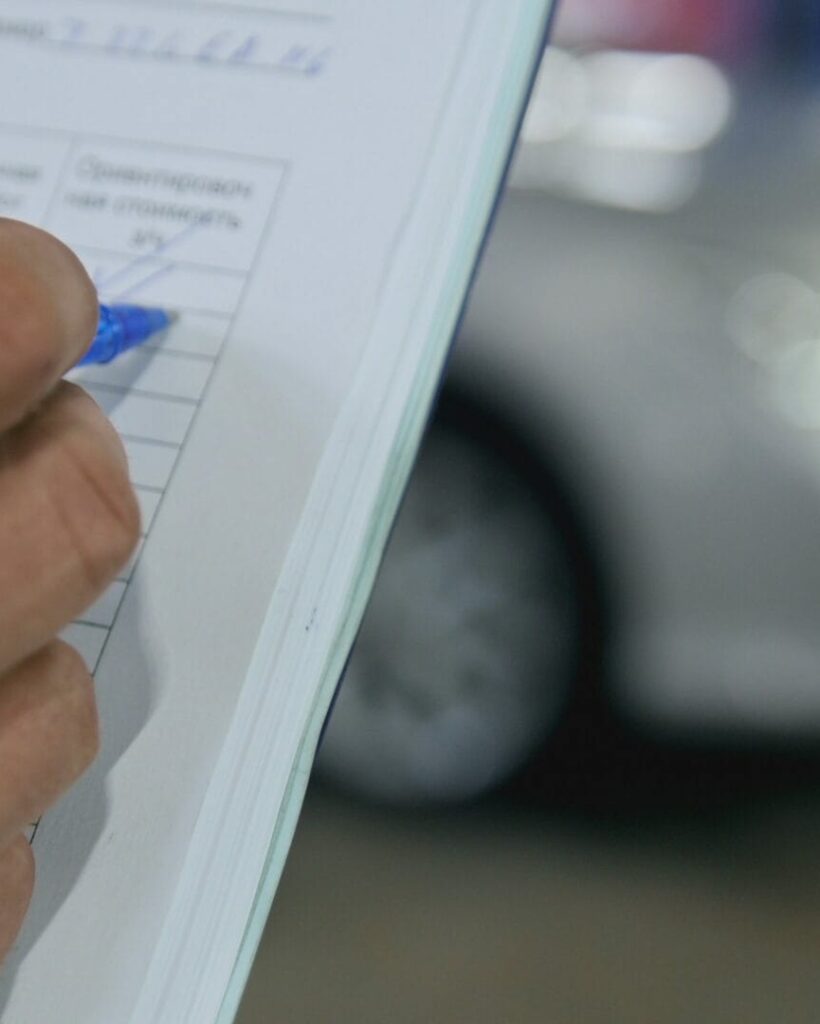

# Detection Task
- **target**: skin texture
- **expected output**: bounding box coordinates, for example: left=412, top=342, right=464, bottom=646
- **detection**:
left=0, top=219, right=140, bottom=962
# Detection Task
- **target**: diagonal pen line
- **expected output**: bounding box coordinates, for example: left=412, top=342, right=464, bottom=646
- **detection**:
left=113, top=262, right=176, bottom=302
left=95, top=222, right=202, bottom=292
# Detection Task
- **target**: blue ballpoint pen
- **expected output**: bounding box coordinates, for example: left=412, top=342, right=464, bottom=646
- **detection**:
left=77, top=304, right=178, bottom=366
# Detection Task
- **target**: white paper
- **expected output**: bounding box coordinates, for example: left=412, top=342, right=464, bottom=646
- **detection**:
left=0, top=1, right=549, bottom=1020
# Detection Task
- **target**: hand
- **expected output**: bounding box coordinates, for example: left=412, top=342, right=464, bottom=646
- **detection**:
left=0, top=220, right=140, bottom=961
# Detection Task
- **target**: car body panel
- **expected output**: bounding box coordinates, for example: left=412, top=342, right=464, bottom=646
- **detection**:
left=455, top=181, right=820, bottom=734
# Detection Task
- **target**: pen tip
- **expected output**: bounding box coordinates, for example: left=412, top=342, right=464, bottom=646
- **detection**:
left=166, top=311, right=180, bottom=326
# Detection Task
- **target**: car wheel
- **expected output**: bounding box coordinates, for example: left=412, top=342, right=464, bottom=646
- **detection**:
left=317, top=387, right=584, bottom=804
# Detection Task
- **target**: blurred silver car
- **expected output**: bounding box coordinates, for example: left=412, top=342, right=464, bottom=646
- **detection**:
left=319, top=52, right=820, bottom=803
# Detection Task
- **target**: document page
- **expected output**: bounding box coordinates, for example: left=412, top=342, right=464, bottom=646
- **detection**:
left=0, top=2, right=549, bottom=1021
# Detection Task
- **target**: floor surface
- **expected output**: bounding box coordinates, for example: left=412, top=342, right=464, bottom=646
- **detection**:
left=237, top=777, right=820, bottom=1024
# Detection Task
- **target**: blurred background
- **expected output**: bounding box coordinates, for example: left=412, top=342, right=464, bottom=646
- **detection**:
left=240, top=2, right=820, bottom=1020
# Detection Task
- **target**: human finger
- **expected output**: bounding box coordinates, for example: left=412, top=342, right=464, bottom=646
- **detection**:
left=0, top=835, right=35, bottom=964
left=0, top=382, right=139, bottom=674
left=0, top=642, right=99, bottom=850
left=0, top=219, right=98, bottom=433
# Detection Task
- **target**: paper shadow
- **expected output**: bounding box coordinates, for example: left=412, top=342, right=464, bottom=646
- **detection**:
left=0, top=581, right=156, bottom=1013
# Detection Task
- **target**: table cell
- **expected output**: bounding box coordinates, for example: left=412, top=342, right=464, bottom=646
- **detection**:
left=0, top=128, right=71, bottom=225
left=87, top=387, right=196, bottom=446
left=124, top=439, right=178, bottom=491
left=71, top=348, right=212, bottom=403
left=46, top=141, right=283, bottom=273
left=82, top=581, right=128, bottom=629
left=61, top=622, right=107, bottom=673
left=135, top=488, right=162, bottom=532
